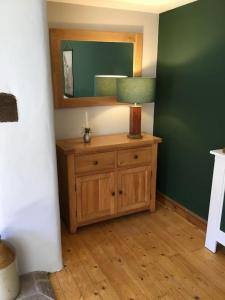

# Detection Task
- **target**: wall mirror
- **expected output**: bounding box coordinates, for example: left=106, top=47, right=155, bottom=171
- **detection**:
left=49, top=28, right=143, bottom=108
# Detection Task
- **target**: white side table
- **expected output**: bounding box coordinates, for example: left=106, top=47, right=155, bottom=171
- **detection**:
left=205, top=149, right=225, bottom=252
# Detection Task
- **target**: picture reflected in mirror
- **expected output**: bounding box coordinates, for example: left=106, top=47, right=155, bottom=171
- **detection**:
left=63, top=50, right=74, bottom=97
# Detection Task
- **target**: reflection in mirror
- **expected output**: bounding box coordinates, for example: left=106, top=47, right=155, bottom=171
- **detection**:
left=63, top=50, right=73, bottom=97
left=94, top=75, right=127, bottom=96
left=61, top=41, right=133, bottom=98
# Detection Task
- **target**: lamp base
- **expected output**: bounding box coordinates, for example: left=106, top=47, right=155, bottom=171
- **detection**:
left=128, top=133, right=143, bottom=139
left=129, top=105, right=142, bottom=139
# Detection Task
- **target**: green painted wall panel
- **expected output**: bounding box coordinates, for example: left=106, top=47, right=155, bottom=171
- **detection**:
left=154, top=0, right=225, bottom=229
left=221, top=194, right=225, bottom=230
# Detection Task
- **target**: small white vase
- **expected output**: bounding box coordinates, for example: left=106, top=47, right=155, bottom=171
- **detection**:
left=0, top=239, right=19, bottom=300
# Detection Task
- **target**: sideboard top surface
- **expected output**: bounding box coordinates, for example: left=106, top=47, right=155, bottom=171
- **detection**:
left=56, top=133, right=162, bottom=155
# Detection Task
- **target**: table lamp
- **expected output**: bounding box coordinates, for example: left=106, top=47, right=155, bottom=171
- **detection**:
left=117, top=77, right=155, bottom=139
left=94, top=75, right=127, bottom=96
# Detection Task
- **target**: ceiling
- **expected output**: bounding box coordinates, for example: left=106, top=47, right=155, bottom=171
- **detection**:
left=48, top=0, right=197, bottom=14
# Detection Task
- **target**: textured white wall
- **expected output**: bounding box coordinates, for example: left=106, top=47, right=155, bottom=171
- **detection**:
left=48, top=2, right=159, bottom=139
left=0, top=0, right=62, bottom=274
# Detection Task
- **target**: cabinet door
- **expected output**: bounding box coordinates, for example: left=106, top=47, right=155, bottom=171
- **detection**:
left=117, top=166, right=151, bottom=214
left=76, top=172, right=116, bottom=224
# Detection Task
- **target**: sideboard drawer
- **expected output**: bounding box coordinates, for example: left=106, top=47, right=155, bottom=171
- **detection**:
left=118, top=147, right=152, bottom=167
left=75, top=151, right=115, bottom=173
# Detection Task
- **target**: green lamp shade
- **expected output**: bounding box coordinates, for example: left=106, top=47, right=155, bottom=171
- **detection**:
left=117, top=77, right=156, bottom=104
left=94, top=75, right=127, bottom=96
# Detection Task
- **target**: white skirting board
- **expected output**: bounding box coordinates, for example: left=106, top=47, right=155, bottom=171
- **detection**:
left=205, top=149, right=225, bottom=252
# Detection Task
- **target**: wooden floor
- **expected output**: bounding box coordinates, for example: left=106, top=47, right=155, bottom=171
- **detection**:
left=50, top=205, right=225, bottom=300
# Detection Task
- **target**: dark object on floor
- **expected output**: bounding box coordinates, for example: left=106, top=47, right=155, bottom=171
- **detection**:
left=0, top=93, right=18, bottom=122
left=16, top=271, right=55, bottom=300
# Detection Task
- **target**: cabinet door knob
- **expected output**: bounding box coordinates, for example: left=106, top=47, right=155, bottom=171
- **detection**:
left=93, top=160, right=98, bottom=165
left=134, top=154, right=138, bottom=159
left=119, top=190, right=123, bottom=195
left=111, top=192, right=115, bottom=196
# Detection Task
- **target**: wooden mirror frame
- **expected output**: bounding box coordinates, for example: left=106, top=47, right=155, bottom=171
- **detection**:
left=49, top=28, right=143, bottom=109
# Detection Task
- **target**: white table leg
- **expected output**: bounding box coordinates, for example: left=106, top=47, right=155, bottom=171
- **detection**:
left=205, top=151, right=225, bottom=253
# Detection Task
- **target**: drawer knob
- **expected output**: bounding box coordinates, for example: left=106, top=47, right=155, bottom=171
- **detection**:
left=134, top=154, right=139, bottom=159
left=93, top=160, right=98, bottom=165
left=111, top=192, right=115, bottom=196
left=119, top=190, right=123, bottom=195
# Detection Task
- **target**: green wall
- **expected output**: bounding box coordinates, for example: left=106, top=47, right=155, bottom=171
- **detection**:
left=154, top=0, right=225, bottom=227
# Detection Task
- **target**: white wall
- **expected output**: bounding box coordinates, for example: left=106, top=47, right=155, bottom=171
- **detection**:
left=47, top=2, right=159, bottom=139
left=0, top=0, right=62, bottom=274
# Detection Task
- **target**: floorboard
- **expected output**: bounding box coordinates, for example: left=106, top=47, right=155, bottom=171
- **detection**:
left=50, top=205, right=225, bottom=299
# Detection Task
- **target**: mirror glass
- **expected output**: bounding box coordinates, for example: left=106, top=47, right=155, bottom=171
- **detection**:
left=61, top=40, right=133, bottom=98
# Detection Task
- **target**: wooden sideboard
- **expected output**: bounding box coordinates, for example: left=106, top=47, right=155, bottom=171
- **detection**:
left=56, top=133, right=162, bottom=233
